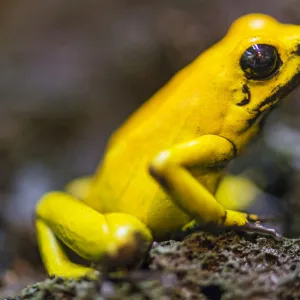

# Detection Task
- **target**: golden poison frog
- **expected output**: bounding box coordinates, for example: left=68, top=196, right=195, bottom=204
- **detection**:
left=35, top=14, right=300, bottom=277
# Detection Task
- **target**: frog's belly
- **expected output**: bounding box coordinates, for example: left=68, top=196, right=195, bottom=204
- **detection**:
left=96, top=165, right=191, bottom=239
left=145, top=190, right=191, bottom=239
left=92, top=157, right=224, bottom=240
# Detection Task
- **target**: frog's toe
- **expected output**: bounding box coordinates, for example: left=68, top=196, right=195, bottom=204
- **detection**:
left=246, top=213, right=275, bottom=223
left=246, top=213, right=259, bottom=222
left=249, top=214, right=282, bottom=224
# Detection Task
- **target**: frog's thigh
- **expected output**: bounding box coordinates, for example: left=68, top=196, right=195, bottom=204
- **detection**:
left=149, top=134, right=250, bottom=227
left=36, top=192, right=152, bottom=278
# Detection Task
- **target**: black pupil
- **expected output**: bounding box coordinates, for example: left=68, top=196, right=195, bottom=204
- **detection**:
left=240, top=44, right=280, bottom=80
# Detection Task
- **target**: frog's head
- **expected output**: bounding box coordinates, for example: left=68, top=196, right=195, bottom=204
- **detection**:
left=229, top=14, right=300, bottom=110
left=202, top=14, right=300, bottom=133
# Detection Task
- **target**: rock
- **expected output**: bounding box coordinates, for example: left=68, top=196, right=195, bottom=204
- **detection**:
left=9, top=230, right=300, bottom=299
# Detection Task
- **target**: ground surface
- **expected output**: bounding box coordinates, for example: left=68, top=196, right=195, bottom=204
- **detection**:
left=8, top=230, right=300, bottom=300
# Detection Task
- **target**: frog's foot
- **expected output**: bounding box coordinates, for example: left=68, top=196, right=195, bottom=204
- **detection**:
left=223, top=210, right=281, bottom=240
left=36, top=192, right=153, bottom=278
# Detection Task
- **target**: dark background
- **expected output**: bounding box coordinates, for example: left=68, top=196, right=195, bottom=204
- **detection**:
left=1, top=0, right=300, bottom=296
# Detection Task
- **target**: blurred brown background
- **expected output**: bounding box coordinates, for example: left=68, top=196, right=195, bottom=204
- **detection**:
left=2, top=0, right=300, bottom=296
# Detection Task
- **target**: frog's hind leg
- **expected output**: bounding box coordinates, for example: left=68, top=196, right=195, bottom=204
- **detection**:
left=35, top=192, right=152, bottom=278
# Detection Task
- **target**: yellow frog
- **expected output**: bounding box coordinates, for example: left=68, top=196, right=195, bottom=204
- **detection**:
left=35, top=14, right=300, bottom=278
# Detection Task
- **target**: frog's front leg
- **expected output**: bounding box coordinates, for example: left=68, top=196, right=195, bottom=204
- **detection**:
left=149, top=134, right=279, bottom=238
left=36, top=192, right=152, bottom=278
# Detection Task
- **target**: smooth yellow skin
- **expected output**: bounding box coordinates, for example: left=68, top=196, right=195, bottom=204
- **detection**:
left=36, top=14, right=300, bottom=278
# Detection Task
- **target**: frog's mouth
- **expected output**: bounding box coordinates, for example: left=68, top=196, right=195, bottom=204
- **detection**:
left=248, top=69, right=300, bottom=125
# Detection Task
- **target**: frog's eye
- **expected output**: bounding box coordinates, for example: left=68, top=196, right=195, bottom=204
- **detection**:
left=240, top=44, right=281, bottom=80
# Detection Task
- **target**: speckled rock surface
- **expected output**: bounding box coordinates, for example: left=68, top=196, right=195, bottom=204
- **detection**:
left=9, top=231, right=300, bottom=300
